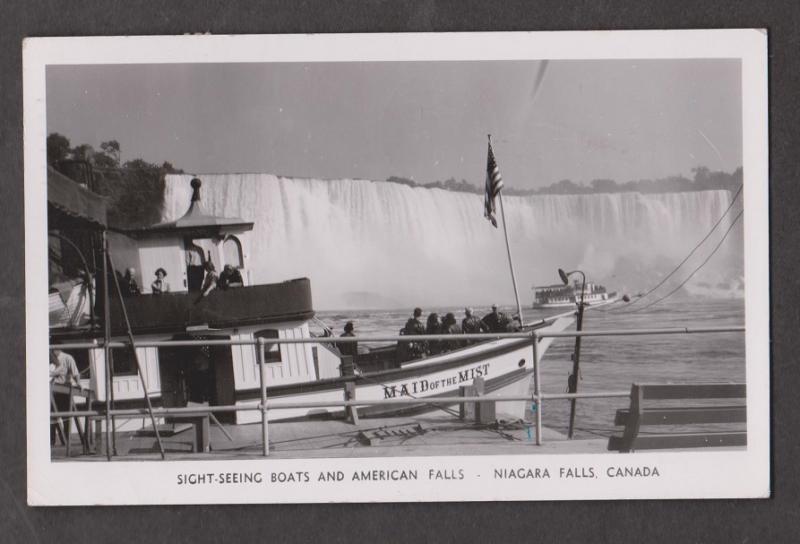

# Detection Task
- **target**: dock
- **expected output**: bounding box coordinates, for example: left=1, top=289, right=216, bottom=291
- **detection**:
left=51, top=414, right=610, bottom=461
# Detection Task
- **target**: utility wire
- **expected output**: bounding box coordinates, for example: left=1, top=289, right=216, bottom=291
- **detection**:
left=625, top=209, right=744, bottom=314
left=610, top=184, right=743, bottom=312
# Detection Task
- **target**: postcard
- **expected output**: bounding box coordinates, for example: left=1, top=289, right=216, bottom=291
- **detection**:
left=25, top=29, right=769, bottom=504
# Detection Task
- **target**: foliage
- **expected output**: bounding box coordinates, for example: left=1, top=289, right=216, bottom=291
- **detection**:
left=46, top=133, right=71, bottom=165
left=385, top=167, right=743, bottom=196
left=47, top=132, right=185, bottom=229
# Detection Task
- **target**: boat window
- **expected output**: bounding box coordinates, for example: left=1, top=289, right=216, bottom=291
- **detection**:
left=111, top=347, right=139, bottom=377
left=254, top=329, right=282, bottom=363
left=223, top=235, right=244, bottom=269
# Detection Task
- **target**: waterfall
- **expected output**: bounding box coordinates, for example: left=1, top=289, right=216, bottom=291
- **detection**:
left=163, top=174, right=743, bottom=310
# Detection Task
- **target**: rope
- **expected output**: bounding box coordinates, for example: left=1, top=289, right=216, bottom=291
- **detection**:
left=625, top=209, right=743, bottom=313
left=609, top=184, right=743, bottom=313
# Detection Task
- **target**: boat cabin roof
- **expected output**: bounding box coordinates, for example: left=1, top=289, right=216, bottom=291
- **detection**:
left=124, top=178, right=253, bottom=237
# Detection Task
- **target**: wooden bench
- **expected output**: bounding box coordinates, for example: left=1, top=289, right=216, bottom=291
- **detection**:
left=92, top=413, right=211, bottom=454
left=608, top=383, right=746, bottom=452
left=167, top=414, right=211, bottom=453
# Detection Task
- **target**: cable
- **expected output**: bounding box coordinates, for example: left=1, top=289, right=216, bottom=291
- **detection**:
left=626, top=209, right=743, bottom=313
left=610, top=185, right=742, bottom=312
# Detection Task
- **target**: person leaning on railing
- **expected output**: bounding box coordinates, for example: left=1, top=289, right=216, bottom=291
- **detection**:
left=49, top=349, right=80, bottom=386
left=217, top=264, right=244, bottom=290
left=151, top=267, right=170, bottom=294
left=441, top=312, right=463, bottom=350
left=402, top=307, right=427, bottom=360
left=426, top=312, right=443, bottom=355
left=337, top=321, right=358, bottom=359
left=49, top=348, right=81, bottom=445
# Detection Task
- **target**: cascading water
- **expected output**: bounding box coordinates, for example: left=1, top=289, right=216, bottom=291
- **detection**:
left=163, top=174, right=743, bottom=310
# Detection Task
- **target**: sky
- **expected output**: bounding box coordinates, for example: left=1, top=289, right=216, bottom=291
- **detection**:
left=46, top=59, right=742, bottom=189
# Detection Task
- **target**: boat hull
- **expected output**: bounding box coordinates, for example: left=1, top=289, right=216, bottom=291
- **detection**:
left=533, top=293, right=618, bottom=309
left=233, top=316, right=572, bottom=423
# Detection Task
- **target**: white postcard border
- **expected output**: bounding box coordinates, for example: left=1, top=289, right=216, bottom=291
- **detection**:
left=24, top=29, right=770, bottom=505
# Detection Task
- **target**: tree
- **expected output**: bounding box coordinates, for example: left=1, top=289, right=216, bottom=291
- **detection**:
left=691, top=166, right=712, bottom=189
left=160, top=161, right=183, bottom=174
left=98, top=140, right=121, bottom=167
left=386, top=175, right=417, bottom=187
left=590, top=178, right=618, bottom=193
left=47, top=133, right=71, bottom=165
left=71, top=144, right=96, bottom=163
left=123, top=158, right=158, bottom=170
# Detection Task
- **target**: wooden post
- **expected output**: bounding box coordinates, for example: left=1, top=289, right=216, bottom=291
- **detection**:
left=100, top=231, right=113, bottom=461
left=339, top=356, right=359, bottom=424
left=533, top=332, right=543, bottom=445
left=473, top=377, right=495, bottom=424
left=50, top=387, right=66, bottom=447
left=94, top=419, right=103, bottom=456
left=258, top=338, right=269, bottom=456
left=459, top=385, right=477, bottom=420
left=344, top=382, right=360, bottom=425
left=567, top=292, right=586, bottom=439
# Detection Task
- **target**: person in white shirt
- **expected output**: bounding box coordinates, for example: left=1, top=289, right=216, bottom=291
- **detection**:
left=49, top=349, right=80, bottom=386
left=49, top=348, right=82, bottom=445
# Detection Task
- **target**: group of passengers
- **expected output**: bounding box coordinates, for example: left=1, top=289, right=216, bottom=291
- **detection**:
left=398, top=305, right=521, bottom=360
left=117, top=263, right=243, bottom=297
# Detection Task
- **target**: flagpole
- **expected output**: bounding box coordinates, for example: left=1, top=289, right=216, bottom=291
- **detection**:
left=498, top=192, right=524, bottom=325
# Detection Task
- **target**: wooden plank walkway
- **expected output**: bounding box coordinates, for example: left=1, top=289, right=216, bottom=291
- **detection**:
left=51, top=414, right=611, bottom=461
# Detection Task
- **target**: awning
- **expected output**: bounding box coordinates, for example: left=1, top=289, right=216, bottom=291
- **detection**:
left=48, top=166, right=108, bottom=229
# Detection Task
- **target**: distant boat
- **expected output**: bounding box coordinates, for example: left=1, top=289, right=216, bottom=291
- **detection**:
left=532, top=280, right=617, bottom=309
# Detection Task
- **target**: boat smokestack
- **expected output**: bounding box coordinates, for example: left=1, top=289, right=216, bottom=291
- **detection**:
left=179, top=177, right=209, bottom=219
left=190, top=178, right=202, bottom=203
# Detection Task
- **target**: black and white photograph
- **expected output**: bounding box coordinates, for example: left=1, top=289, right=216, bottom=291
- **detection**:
left=24, top=30, right=769, bottom=504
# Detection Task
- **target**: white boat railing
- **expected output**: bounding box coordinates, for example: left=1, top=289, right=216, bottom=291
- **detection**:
left=49, top=324, right=745, bottom=458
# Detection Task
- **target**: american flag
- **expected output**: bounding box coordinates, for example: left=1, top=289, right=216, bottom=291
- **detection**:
left=484, top=139, right=504, bottom=227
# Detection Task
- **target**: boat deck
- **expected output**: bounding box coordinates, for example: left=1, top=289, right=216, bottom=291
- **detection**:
left=52, top=414, right=611, bottom=461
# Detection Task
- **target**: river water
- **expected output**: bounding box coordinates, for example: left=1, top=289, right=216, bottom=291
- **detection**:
left=316, top=297, right=745, bottom=438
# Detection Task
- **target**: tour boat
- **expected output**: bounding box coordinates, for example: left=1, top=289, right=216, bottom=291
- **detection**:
left=532, top=281, right=617, bottom=309
left=49, top=172, right=573, bottom=430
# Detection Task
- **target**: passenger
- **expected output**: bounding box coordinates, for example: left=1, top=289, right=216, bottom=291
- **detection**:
left=217, top=264, right=244, bottom=290
left=200, top=261, right=218, bottom=297
left=151, top=268, right=170, bottom=294
left=49, top=348, right=81, bottom=445
left=121, top=267, right=141, bottom=297
left=441, top=312, right=463, bottom=350
left=481, top=304, right=504, bottom=332
left=506, top=314, right=523, bottom=332
left=403, top=307, right=427, bottom=360
left=462, top=307, right=489, bottom=344
left=426, top=312, right=442, bottom=355
left=496, top=312, right=512, bottom=332
left=440, top=312, right=462, bottom=352
left=404, top=307, right=426, bottom=335
left=49, top=349, right=80, bottom=386
left=337, top=321, right=358, bottom=359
